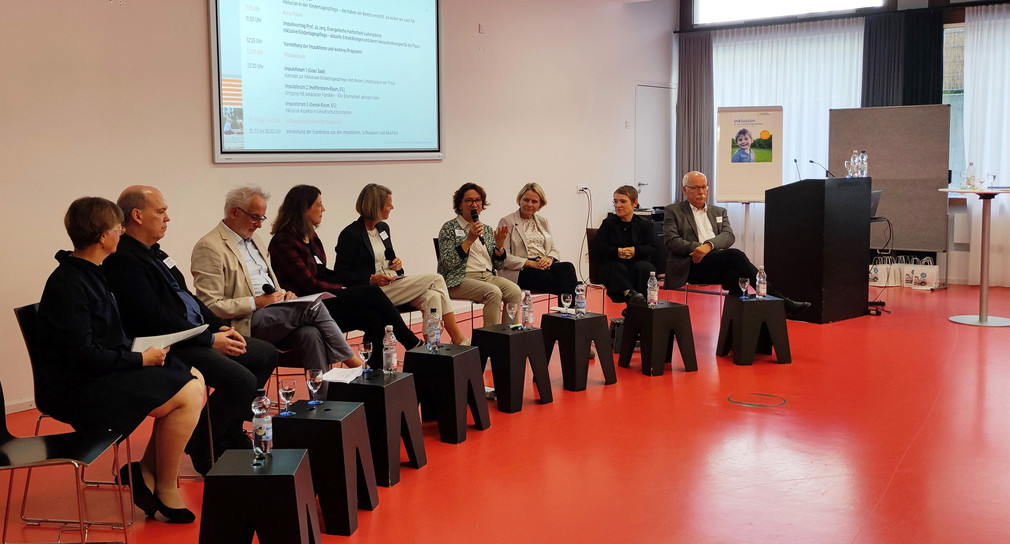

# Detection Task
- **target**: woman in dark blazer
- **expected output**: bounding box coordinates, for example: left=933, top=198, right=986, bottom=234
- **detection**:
left=36, top=197, right=205, bottom=523
left=268, top=184, right=419, bottom=366
left=333, top=183, right=469, bottom=345
left=593, top=185, right=656, bottom=305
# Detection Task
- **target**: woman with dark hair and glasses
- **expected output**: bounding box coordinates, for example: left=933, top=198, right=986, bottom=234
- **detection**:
left=332, top=183, right=469, bottom=345
left=268, top=184, right=420, bottom=367
left=436, top=182, right=521, bottom=326
left=35, top=197, right=205, bottom=523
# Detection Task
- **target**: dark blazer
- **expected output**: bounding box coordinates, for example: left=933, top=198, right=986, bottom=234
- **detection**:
left=592, top=214, right=657, bottom=266
left=662, top=200, right=735, bottom=288
left=103, top=233, right=226, bottom=347
left=333, top=217, right=404, bottom=287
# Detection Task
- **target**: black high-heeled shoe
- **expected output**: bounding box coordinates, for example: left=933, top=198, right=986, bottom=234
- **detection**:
left=118, top=462, right=157, bottom=517
left=153, top=496, right=196, bottom=524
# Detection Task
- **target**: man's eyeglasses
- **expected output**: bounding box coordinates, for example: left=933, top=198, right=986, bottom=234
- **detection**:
left=463, top=198, right=483, bottom=205
left=237, top=207, right=267, bottom=222
left=685, top=185, right=709, bottom=192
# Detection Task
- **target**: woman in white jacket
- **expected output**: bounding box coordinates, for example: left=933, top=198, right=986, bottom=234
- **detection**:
left=497, top=182, right=578, bottom=301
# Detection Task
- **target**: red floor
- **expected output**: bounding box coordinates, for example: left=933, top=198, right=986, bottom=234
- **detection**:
left=5, top=284, right=1010, bottom=543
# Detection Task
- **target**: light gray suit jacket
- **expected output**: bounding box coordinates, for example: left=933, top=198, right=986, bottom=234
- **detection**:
left=662, top=200, right=735, bottom=289
left=191, top=221, right=279, bottom=337
left=496, top=210, right=561, bottom=284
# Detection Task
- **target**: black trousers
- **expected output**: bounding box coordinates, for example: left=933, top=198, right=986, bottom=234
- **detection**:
left=323, top=284, right=421, bottom=367
left=686, top=248, right=759, bottom=296
left=173, top=336, right=278, bottom=456
left=599, top=259, right=656, bottom=303
left=517, top=260, right=579, bottom=301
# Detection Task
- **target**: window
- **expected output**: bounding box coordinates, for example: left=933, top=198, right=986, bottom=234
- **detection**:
left=943, top=24, right=965, bottom=184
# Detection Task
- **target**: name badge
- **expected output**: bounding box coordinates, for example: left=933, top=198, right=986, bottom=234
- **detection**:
left=716, top=216, right=723, bottom=224
left=313, top=255, right=323, bottom=264
left=455, top=229, right=466, bottom=237
left=379, top=231, right=389, bottom=241
left=162, top=256, right=177, bottom=269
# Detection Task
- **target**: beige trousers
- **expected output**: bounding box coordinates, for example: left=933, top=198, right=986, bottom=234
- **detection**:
left=447, top=271, right=522, bottom=326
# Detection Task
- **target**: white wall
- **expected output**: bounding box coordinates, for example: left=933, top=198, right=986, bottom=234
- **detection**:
left=0, top=0, right=675, bottom=410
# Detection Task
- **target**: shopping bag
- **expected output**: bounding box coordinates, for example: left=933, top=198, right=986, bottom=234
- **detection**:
left=902, top=257, right=921, bottom=287
left=869, top=256, right=900, bottom=287
left=908, top=257, right=939, bottom=290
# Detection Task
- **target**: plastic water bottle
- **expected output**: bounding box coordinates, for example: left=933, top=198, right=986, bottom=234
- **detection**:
left=756, top=266, right=768, bottom=299
left=574, top=282, right=586, bottom=318
left=849, top=150, right=860, bottom=178
left=646, top=271, right=659, bottom=308
left=521, top=290, right=534, bottom=329
left=382, top=325, right=397, bottom=373
left=251, top=388, right=272, bottom=460
left=426, top=308, right=441, bottom=352
left=858, top=150, right=868, bottom=177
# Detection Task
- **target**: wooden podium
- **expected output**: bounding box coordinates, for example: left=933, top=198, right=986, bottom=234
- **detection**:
left=764, top=177, right=871, bottom=324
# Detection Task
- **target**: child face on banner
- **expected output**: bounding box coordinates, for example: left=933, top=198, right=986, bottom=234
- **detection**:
left=735, top=131, right=752, bottom=151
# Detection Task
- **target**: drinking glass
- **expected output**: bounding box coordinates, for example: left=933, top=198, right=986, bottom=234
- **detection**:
left=987, top=173, right=997, bottom=189
left=506, top=302, right=519, bottom=326
left=738, top=278, right=750, bottom=299
left=561, top=294, right=573, bottom=316
left=305, top=369, right=323, bottom=406
left=278, top=379, right=296, bottom=416
left=358, top=341, right=373, bottom=374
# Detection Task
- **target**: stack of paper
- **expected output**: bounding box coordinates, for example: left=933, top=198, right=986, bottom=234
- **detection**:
left=322, top=367, right=364, bottom=383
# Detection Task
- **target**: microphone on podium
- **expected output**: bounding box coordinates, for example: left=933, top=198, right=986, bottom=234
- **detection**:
left=793, top=158, right=802, bottom=181
left=470, top=210, right=483, bottom=244
left=809, top=159, right=836, bottom=178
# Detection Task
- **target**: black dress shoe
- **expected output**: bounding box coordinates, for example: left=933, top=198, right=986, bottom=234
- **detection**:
left=783, top=298, right=811, bottom=316
left=153, top=496, right=196, bottom=524
left=185, top=438, right=213, bottom=477
left=119, top=462, right=157, bottom=516
left=626, top=290, right=647, bottom=307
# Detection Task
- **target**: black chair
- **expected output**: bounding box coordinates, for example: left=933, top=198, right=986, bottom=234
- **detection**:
left=0, top=380, right=127, bottom=544
left=13, top=304, right=145, bottom=515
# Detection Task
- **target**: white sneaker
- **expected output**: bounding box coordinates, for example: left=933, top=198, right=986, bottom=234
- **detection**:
left=484, top=386, right=497, bottom=400
left=459, top=337, right=471, bottom=346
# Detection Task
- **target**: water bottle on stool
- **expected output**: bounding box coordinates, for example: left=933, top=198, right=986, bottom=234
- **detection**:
left=426, top=308, right=441, bottom=352
left=756, top=266, right=768, bottom=299
left=382, top=325, right=398, bottom=373
left=251, top=388, right=272, bottom=460
left=574, top=282, right=586, bottom=318
left=647, top=271, right=659, bottom=308
left=521, top=290, right=534, bottom=330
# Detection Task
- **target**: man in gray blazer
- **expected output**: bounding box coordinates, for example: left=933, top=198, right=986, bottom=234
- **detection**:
left=663, top=171, right=809, bottom=315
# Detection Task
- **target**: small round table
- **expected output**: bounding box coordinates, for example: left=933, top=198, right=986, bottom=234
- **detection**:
left=940, top=188, right=1010, bottom=327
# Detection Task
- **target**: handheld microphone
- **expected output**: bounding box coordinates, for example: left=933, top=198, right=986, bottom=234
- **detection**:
left=470, top=210, right=483, bottom=244
left=809, top=159, right=836, bottom=178
left=384, top=247, right=397, bottom=267
left=261, top=284, right=275, bottom=295
left=794, top=159, right=802, bottom=181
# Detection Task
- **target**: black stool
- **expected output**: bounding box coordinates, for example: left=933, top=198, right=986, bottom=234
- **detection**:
left=472, top=324, right=553, bottom=413
left=716, top=295, right=792, bottom=365
left=199, top=449, right=321, bottom=544
left=402, top=344, right=491, bottom=443
left=618, top=301, right=698, bottom=376
left=540, top=312, right=617, bottom=391
left=326, top=372, right=427, bottom=486
left=273, top=400, right=378, bottom=536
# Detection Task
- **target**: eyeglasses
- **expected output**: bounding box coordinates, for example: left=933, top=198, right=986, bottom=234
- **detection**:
left=685, top=185, right=709, bottom=192
left=106, top=226, right=125, bottom=235
left=463, top=198, right=483, bottom=205
left=237, top=207, right=267, bottom=222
